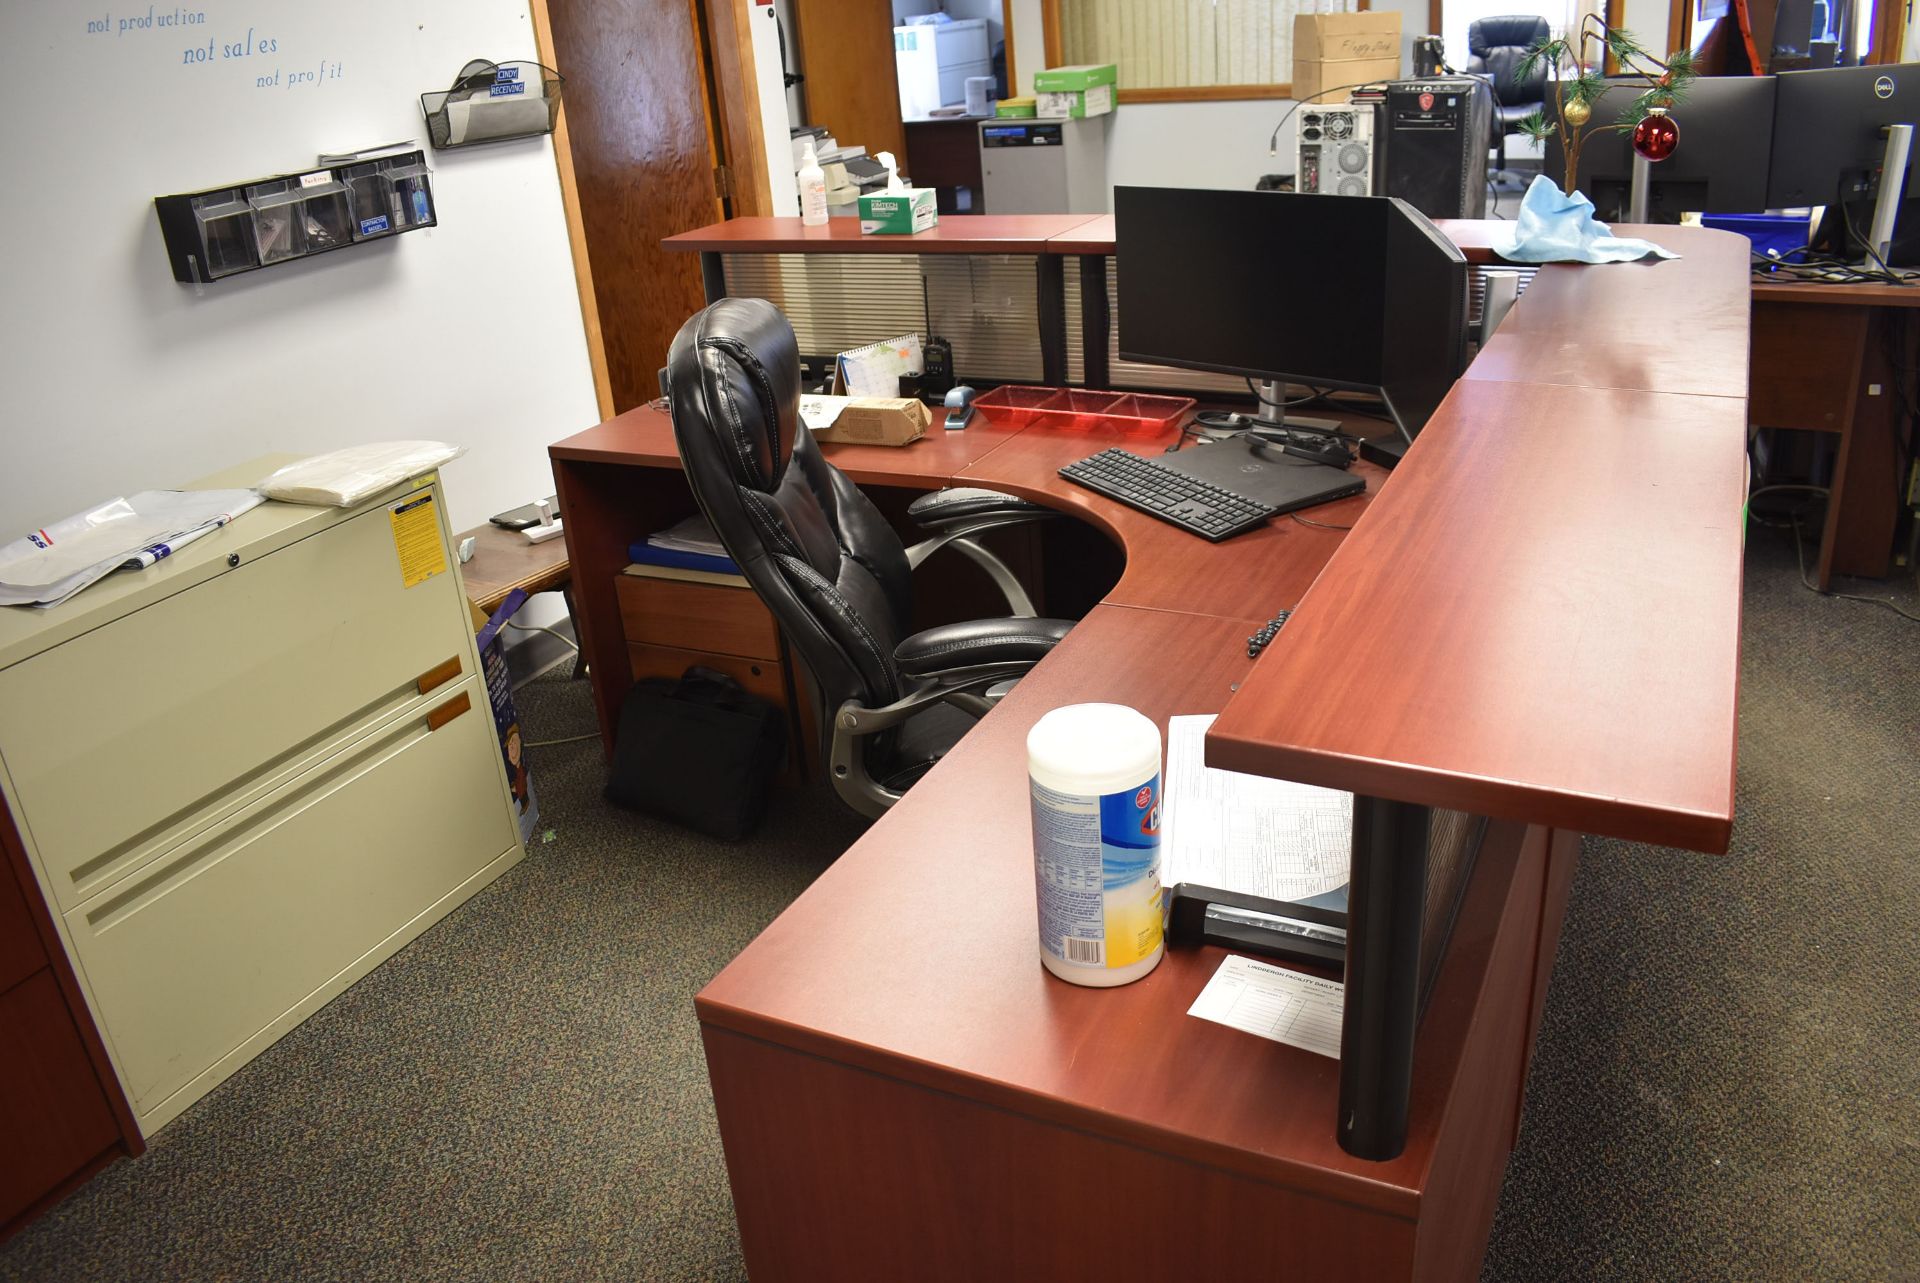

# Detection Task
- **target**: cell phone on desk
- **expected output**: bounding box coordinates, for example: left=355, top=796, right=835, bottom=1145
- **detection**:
left=490, top=495, right=562, bottom=530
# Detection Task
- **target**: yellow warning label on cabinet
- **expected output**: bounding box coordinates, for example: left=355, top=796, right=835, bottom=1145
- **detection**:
left=389, top=491, right=447, bottom=588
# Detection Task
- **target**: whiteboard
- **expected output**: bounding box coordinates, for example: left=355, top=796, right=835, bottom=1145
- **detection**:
left=2, top=1, right=601, bottom=536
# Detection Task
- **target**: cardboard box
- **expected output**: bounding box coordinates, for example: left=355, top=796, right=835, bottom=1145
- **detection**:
left=1292, top=12, right=1401, bottom=105
left=996, top=96, right=1038, bottom=118
left=812, top=397, right=930, bottom=447
left=1033, top=63, right=1117, bottom=93
left=858, top=187, right=938, bottom=235
left=1037, top=85, right=1114, bottom=118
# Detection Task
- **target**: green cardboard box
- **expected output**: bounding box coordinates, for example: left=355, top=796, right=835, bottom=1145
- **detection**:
left=995, top=96, right=1038, bottom=118
left=1032, top=63, right=1117, bottom=94
left=858, top=187, right=938, bottom=235
left=1036, top=85, right=1114, bottom=118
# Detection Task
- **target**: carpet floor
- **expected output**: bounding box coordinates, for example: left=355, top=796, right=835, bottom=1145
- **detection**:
left=2, top=524, right=1913, bottom=1282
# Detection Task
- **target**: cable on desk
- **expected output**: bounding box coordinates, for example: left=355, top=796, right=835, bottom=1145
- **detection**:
left=1290, top=512, right=1354, bottom=531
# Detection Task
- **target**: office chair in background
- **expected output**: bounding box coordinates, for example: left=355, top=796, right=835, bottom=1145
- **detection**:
left=1468, top=15, right=1552, bottom=175
left=667, top=297, right=1073, bottom=818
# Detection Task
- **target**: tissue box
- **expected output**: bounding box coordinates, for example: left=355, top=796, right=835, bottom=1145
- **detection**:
left=1292, top=12, right=1401, bottom=105
left=859, top=188, right=938, bottom=235
left=1033, top=63, right=1117, bottom=94
left=1037, top=86, right=1113, bottom=118
left=812, top=397, right=930, bottom=446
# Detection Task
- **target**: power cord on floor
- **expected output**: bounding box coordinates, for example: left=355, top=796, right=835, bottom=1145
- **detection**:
left=525, top=731, right=602, bottom=748
left=506, top=621, right=580, bottom=652
left=1792, top=515, right=1920, bottom=623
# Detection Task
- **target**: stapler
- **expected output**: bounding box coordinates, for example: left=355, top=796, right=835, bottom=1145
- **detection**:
left=944, top=385, right=977, bottom=431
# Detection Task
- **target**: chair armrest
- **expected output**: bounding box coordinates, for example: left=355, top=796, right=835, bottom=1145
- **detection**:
left=895, top=617, right=1073, bottom=678
left=906, top=487, right=1058, bottom=532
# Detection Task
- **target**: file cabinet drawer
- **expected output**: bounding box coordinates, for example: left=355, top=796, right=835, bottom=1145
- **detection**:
left=616, top=573, right=780, bottom=660
left=62, top=676, right=514, bottom=1127
left=0, top=496, right=472, bottom=913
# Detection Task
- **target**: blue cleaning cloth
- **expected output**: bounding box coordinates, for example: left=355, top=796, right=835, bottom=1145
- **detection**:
left=1490, top=175, right=1680, bottom=263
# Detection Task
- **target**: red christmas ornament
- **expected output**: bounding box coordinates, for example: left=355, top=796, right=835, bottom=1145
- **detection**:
left=1632, top=108, right=1679, bottom=162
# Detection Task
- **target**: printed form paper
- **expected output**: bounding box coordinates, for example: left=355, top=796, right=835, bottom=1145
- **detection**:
left=1189, top=955, right=1344, bottom=1058
left=1160, top=714, right=1351, bottom=902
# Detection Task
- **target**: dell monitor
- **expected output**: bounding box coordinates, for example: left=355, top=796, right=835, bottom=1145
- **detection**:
left=1546, top=75, right=1776, bottom=222
left=1113, top=186, right=1468, bottom=442
left=1769, top=64, right=1917, bottom=206
left=1769, top=64, right=1917, bottom=264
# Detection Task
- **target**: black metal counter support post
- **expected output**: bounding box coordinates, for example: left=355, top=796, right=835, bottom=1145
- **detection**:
left=700, top=251, right=727, bottom=304
left=1079, top=254, right=1110, bottom=390
left=1337, top=796, right=1430, bottom=1161
left=1037, top=256, right=1068, bottom=387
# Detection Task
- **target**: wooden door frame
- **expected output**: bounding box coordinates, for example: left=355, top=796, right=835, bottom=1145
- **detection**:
left=530, top=0, right=616, bottom=421
left=529, top=0, right=774, bottom=420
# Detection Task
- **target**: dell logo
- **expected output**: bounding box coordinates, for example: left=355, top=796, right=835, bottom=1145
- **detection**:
left=1875, top=75, right=1894, bottom=99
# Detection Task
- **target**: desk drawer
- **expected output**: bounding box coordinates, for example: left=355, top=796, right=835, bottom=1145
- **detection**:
left=616, top=574, right=780, bottom=660
left=62, top=676, right=514, bottom=1127
left=0, top=495, right=473, bottom=913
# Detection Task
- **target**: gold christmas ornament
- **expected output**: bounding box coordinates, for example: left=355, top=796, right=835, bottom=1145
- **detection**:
left=1563, top=98, right=1592, bottom=127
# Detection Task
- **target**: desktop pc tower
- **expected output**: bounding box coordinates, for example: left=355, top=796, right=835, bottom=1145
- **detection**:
left=1379, top=77, right=1491, bottom=219
left=1298, top=103, right=1380, bottom=197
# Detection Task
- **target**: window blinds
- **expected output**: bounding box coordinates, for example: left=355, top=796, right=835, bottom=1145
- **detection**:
left=720, top=252, right=1529, bottom=394
left=1057, top=0, right=1360, bottom=91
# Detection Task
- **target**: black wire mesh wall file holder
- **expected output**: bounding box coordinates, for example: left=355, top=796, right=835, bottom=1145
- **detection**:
left=422, top=60, right=564, bottom=149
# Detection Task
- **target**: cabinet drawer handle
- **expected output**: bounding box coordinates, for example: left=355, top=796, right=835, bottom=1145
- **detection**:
left=417, top=655, right=462, bottom=694
left=426, top=691, right=471, bottom=732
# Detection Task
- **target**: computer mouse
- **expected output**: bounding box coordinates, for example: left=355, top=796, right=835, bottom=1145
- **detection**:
left=944, top=384, right=977, bottom=431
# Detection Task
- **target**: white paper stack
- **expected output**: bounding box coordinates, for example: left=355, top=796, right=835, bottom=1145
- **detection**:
left=0, top=490, right=264, bottom=609
left=645, top=514, right=729, bottom=558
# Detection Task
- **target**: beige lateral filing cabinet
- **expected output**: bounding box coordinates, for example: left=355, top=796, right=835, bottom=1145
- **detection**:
left=0, top=457, right=524, bottom=1137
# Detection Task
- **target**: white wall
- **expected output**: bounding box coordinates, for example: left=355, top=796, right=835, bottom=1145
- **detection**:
left=3, top=1, right=598, bottom=553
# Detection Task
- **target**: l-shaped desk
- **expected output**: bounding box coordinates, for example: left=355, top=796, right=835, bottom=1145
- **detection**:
left=550, top=217, right=1751, bottom=1282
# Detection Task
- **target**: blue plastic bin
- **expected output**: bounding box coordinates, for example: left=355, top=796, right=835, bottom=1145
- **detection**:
left=1702, top=212, right=1810, bottom=261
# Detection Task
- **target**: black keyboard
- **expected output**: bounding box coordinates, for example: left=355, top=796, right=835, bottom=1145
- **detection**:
left=1059, top=448, right=1277, bottom=541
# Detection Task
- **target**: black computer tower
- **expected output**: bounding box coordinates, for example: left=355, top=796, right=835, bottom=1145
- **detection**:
left=1380, top=78, right=1492, bottom=219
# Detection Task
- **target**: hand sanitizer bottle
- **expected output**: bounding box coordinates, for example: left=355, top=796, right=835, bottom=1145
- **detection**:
left=798, top=140, right=828, bottom=226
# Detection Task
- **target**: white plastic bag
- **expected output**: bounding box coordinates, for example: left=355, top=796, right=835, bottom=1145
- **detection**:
left=260, top=441, right=465, bottom=507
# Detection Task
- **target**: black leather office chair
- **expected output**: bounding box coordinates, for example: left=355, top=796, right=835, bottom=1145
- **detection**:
left=667, top=297, right=1072, bottom=818
left=1468, top=15, right=1552, bottom=173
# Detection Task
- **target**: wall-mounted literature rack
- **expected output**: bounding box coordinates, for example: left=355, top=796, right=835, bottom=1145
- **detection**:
left=153, top=149, right=437, bottom=285
left=421, top=60, right=563, bottom=149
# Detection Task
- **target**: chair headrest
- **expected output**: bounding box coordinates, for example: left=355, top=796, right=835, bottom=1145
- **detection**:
left=667, top=297, right=802, bottom=493
left=1468, top=14, right=1550, bottom=54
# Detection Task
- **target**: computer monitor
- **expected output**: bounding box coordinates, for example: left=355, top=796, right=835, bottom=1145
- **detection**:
left=1113, top=187, right=1468, bottom=442
left=1768, top=64, right=1917, bottom=246
left=1546, top=75, right=1776, bottom=222
left=1770, top=64, right=1917, bottom=206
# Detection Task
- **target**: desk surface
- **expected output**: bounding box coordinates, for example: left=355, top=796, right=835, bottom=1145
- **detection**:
left=1749, top=276, right=1920, bottom=306
left=455, top=523, right=570, bottom=617
left=556, top=217, right=1751, bottom=1275
left=565, top=221, right=1750, bottom=851
left=661, top=214, right=1106, bottom=256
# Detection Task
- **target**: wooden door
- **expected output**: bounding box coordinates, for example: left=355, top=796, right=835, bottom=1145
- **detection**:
left=542, top=0, right=725, bottom=413
left=792, top=0, right=907, bottom=169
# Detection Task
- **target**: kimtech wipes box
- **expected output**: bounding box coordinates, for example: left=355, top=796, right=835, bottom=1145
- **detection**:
left=858, top=188, right=939, bottom=234
left=1293, top=12, right=1401, bottom=105
left=858, top=149, right=938, bottom=234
